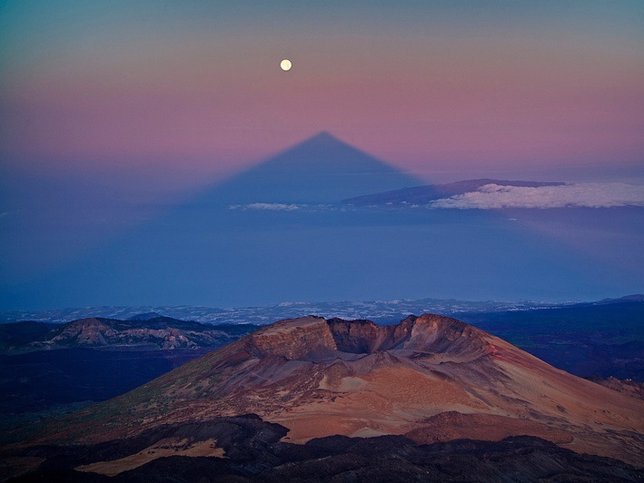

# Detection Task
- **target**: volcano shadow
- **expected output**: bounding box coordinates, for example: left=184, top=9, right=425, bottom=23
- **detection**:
left=1, top=133, right=633, bottom=309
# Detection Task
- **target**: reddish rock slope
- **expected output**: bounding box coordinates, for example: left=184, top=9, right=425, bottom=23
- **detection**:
left=41, top=314, right=644, bottom=466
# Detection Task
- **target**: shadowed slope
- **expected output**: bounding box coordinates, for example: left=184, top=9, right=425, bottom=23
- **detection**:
left=4, top=133, right=639, bottom=310
left=188, top=131, right=420, bottom=205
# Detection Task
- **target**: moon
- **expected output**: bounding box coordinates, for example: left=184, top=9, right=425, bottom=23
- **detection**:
left=280, top=59, right=292, bottom=71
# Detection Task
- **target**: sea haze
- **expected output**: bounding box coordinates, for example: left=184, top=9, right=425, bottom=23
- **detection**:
left=1, top=133, right=642, bottom=310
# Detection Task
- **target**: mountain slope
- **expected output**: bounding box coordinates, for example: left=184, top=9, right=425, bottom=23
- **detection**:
left=40, top=314, right=644, bottom=466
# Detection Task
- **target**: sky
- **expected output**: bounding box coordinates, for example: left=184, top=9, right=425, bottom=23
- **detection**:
left=1, top=0, right=643, bottom=182
left=1, top=1, right=643, bottom=309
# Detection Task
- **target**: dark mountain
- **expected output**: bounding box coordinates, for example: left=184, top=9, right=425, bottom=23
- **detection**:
left=594, top=294, right=644, bottom=304
left=0, top=321, right=58, bottom=350
left=343, top=178, right=566, bottom=206
left=127, top=312, right=164, bottom=321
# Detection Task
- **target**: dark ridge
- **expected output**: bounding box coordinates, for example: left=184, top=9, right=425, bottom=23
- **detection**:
left=5, top=415, right=642, bottom=482
left=343, top=178, right=567, bottom=206
left=0, top=321, right=58, bottom=348
left=127, top=312, right=163, bottom=321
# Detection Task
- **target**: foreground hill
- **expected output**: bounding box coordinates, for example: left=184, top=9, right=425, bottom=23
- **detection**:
left=36, top=314, right=644, bottom=468
left=5, top=416, right=642, bottom=482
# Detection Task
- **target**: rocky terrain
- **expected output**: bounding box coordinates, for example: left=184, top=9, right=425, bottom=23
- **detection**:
left=31, top=314, right=644, bottom=469
left=0, top=317, right=257, bottom=354
left=4, top=416, right=642, bottom=482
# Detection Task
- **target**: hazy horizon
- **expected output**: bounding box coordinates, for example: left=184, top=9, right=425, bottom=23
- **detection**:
left=2, top=132, right=643, bottom=310
left=1, top=1, right=643, bottom=309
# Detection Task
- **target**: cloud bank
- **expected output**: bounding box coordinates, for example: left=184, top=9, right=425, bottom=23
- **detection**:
left=429, top=183, right=644, bottom=210
left=229, top=203, right=302, bottom=211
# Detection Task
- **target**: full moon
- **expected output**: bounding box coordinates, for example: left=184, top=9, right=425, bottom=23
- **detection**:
left=280, top=59, right=292, bottom=71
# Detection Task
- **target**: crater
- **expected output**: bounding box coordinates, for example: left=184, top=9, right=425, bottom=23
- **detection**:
left=250, top=314, right=493, bottom=361
left=326, top=317, right=417, bottom=354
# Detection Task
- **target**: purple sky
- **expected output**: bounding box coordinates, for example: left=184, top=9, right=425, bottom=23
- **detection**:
left=1, top=1, right=643, bottom=185
left=1, top=1, right=643, bottom=308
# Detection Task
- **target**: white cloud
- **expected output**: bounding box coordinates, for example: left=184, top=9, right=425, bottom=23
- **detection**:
left=429, top=183, right=644, bottom=209
left=229, top=203, right=302, bottom=211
